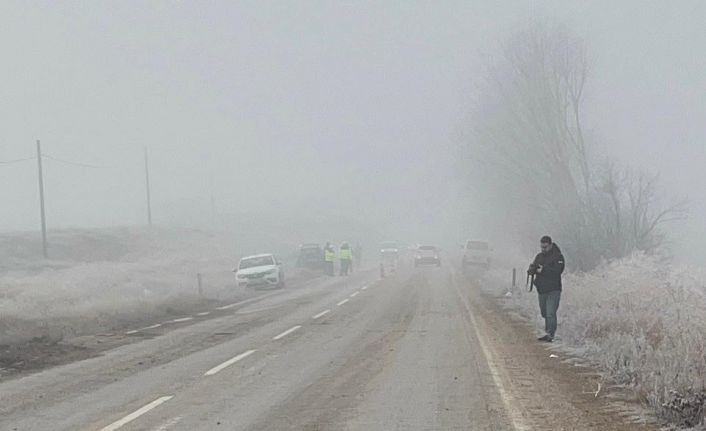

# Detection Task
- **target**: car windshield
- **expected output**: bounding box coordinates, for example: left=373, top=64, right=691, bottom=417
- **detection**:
left=466, top=241, right=489, bottom=251
left=239, top=255, right=275, bottom=269
left=381, top=242, right=397, bottom=249
left=419, top=245, right=436, bottom=251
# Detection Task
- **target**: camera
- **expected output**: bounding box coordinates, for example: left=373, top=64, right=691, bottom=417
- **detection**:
left=527, top=263, right=538, bottom=275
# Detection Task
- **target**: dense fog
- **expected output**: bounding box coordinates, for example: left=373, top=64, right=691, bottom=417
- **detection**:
left=1, top=1, right=704, bottom=262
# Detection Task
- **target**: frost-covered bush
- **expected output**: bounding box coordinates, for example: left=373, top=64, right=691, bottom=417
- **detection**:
left=0, top=228, right=242, bottom=344
left=489, top=253, right=706, bottom=427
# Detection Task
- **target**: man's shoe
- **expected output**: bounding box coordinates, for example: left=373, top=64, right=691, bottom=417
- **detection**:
left=537, top=335, right=553, bottom=342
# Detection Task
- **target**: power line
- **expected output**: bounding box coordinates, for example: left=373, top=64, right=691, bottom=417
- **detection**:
left=0, top=156, right=33, bottom=165
left=42, top=154, right=104, bottom=169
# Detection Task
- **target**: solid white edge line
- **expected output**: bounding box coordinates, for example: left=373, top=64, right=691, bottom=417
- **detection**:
left=272, top=325, right=301, bottom=340
left=452, top=277, right=529, bottom=431
left=336, top=298, right=349, bottom=306
left=99, top=396, right=174, bottom=431
left=350, top=291, right=359, bottom=297
left=151, top=416, right=183, bottom=431
left=216, top=291, right=281, bottom=310
left=126, top=323, right=162, bottom=334
left=204, top=349, right=257, bottom=376
left=312, top=309, right=331, bottom=319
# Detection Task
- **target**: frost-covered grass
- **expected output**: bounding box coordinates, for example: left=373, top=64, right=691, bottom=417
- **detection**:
left=0, top=227, right=247, bottom=345
left=485, top=253, right=706, bottom=428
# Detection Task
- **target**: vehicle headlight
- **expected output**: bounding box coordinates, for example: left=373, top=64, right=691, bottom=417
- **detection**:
left=237, top=273, right=246, bottom=279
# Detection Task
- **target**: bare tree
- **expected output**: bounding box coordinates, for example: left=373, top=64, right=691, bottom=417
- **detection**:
left=625, top=171, right=688, bottom=252
left=466, top=22, right=686, bottom=270
left=468, top=23, right=592, bottom=266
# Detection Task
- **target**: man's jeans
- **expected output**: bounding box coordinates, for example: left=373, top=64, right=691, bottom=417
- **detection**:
left=538, top=290, right=561, bottom=338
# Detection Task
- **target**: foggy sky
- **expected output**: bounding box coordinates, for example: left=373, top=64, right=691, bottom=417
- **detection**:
left=1, top=1, right=705, bottom=262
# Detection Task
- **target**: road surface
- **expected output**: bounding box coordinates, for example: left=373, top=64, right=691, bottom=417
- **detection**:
left=0, top=264, right=656, bottom=430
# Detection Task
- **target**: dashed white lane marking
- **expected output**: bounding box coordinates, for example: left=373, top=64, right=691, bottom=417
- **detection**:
left=125, top=330, right=138, bottom=335
left=169, top=317, right=193, bottom=323
left=312, top=309, right=331, bottom=319
left=336, top=298, right=349, bottom=306
left=350, top=291, right=359, bottom=298
left=99, top=396, right=173, bottom=431
left=216, top=291, right=281, bottom=310
left=361, top=285, right=368, bottom=290
left=196, top=312, right=210, bottom=316
left=204, top=349, right=257, bottom=376
left=272, top=325, right=301, bottom=340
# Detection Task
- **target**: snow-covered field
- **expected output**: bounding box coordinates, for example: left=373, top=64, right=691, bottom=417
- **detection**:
left=484, top=254, right=706, bottom=428
left=0, top=227, right=254, bottom=345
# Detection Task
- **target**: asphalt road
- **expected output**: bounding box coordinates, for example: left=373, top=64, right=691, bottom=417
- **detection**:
left=0, top=264, right=657, bottom=431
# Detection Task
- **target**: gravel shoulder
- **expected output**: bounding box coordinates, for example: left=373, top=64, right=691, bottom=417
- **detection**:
left=456, top=267, right=660, bottom=430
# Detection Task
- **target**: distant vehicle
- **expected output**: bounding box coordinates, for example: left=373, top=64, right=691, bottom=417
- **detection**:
left=380, top=241, right=399, bottom=253
left=415, top=245, right=441, bottom=267
left=380, top=241, right=399, bottom=278
left=462, top=240, right=491, bottom=269
left=234, top=253, right=285, bottom=288
left=296, top=243, right=323, bottom=270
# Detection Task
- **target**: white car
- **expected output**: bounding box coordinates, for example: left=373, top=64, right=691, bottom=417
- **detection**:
left=462, top=240, right=491, bottom=269
left=234, top=254, right=285, bottom=288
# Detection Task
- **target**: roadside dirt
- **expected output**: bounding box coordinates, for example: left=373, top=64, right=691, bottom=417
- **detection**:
left=0, top=336, right=93, bottom=374
left=455, top=270, right=661, bottom=431
left=0, top=297, right=221, bottom=379
left=0, top=269, right=326, bottom=380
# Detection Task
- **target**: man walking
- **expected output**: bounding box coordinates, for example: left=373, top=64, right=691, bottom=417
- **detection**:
left=527, top=236, right=565, bottom=342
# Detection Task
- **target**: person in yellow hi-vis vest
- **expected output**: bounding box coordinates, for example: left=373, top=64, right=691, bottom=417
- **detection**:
left=339, top=242, right=353, bottom=276
left=324, top=242, right=336, bottom=276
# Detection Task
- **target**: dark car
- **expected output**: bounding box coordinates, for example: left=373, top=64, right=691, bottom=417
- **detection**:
left=297, top=243, right=324, bottom=270
left=415, top=245, right=441, bottom=267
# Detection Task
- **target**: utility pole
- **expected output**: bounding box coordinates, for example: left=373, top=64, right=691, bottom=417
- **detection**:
left=144, top=147, right=152, bottom=226
left=36, top=140, right=48, bottom=258
left=210, top=193, right=216, bottom=224
left=209, top=171, right=216, bottom=225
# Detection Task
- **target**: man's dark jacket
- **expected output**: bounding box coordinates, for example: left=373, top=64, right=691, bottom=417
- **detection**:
left=530, top=244, right=565, bottom=293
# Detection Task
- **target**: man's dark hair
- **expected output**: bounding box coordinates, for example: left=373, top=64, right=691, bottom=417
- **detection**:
left=540, top=235, right=553, bottom=244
